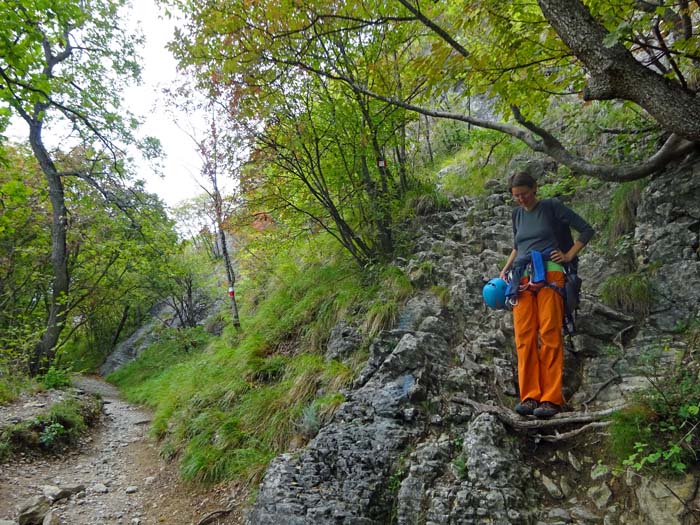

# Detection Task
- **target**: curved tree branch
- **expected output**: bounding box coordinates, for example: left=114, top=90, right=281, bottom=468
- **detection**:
left=257, top=37, right=698, bottom=182
left=537, top=0, right=700, bottom=141
left=394, top=0, right=470, bottom=58
left=511, top=106, right=698, bottom=181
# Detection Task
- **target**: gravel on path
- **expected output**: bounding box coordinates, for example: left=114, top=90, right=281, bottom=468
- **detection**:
left=0, top=376, right=243, bottom=525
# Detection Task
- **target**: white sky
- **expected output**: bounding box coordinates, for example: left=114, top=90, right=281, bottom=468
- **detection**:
left=126, top=0, right=205, bottom=208
left=4, top=1, right=229, bottom=209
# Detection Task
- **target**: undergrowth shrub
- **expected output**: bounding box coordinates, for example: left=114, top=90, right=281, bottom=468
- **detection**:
left=610, top=370, right=700, bottom=475
left=0, top=397, right=100, bottom=461
left=537, top=167, right=590, bottom=199
left=40, top=366, right=72, bottom=390
left=437, top=129, right=526, bottom=197
left=609, top=331, right=700, bottom=475
left=57, top=334, right=105, bottom=373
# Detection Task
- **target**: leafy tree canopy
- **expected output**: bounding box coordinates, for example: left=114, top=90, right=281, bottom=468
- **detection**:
left=0, top=143, right=179, bottom=373
left=167, top=0, right=700, bottom=181
left=0, top=0, right=167, bottom=374
left=0, top=0, right=152, bottom=160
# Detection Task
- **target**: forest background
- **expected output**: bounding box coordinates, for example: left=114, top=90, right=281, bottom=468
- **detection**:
left=1, top=0, right=699, bottom=488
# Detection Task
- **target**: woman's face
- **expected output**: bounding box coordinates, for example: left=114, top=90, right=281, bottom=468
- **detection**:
left=511, top=184, right=537, bottom=211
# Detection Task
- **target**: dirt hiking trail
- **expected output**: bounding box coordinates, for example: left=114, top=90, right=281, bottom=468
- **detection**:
left=0, top=376, right=243, bottom=525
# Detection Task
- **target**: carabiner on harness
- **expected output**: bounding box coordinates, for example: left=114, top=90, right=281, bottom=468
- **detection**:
left=504, top=270, right=519, bottom=308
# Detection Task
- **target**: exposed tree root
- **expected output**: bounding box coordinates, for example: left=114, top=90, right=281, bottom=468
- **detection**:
left=453, top=395, right=623, bottom=438
left=534, top=421, right=611, bottom=442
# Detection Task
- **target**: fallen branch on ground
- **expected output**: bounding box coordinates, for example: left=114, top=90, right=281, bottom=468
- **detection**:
left=197, top=506, right=235, bottom=525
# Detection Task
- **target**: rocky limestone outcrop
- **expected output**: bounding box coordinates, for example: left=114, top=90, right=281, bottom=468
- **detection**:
left=635, top=161, right=700, bottom=331
left=100, top=302, right=177, bottom=376
left=246, top=159, right=700, bottom=524
left=100, top=296, right=223, bottom=375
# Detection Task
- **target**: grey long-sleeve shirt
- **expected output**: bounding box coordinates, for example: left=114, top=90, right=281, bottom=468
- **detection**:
left=512, top=198, right=595, bottom=256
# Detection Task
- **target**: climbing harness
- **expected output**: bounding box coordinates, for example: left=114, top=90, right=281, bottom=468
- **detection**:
left=504, top=249, right=581, bottom=337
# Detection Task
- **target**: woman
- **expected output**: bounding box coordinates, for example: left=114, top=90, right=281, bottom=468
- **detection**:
left=500, top=172, right=594, bottom=418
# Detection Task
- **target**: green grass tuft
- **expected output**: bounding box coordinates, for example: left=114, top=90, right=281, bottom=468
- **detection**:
left=608, top=403, right=655, bottom=461
left=363, top=300, right=398, bottom=339
left=0, top=368, right=35, bottom=405
left=606, top=181, right=645, bottom=247
left=600, top=272, right=654, bottom=316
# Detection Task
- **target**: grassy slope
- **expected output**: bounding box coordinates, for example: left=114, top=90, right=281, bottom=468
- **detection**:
left=104, top=121, right=535, bottom=487
left=108, top=240, right=412, bottom=484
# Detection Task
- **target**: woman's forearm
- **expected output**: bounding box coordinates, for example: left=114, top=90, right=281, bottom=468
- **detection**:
left=500, top=249, right=518, bottom=279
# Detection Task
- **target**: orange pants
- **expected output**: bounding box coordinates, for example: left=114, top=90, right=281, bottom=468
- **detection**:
left=513, top=271, right=565, bottom=405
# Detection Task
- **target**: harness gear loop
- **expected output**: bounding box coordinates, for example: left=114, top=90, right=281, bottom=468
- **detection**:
left=505, top=249, right=578, bottom=337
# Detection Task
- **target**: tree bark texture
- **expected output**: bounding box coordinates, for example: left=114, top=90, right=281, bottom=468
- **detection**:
left=28, top=121, right=70, bottom=375
left=217, top=225, right=241, bottom=328
left=538, top=0, right=700, bottom=142
left=110, top=304, right=131, bottom=351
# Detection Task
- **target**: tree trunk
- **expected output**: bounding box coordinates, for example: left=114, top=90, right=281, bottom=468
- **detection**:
left=110, top=304, right=131, bottom=350
left=538, top=0, right=700, bottom=141
left=359, top=154, right=393, bottom=258
left=354, top=92, right=394, bottom=258
left=424, top=115, right=434, bottom=164
left=217, top=225, right=241, bottom=328
left=28, top=122, right=70, bottom=375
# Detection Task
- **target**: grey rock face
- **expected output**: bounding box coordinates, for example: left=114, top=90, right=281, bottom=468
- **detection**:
left=635, top=474, right=699, bottom=525
left=326, top=321, right=362, bottom=361
left=243, top=160, right=700, bottom=524
left=395, top=415, right=533, bottom=525
left=17, top=496, right=50, bottom=525
left=100, top=297, right=220, bottom=375
left=634, top=164, right=700, bottom=330
left=449, top=414, right=534, bottom=523
left=100, top=303, right=174, bottom=375
left=395, top=437, right=453, bottom=525
left=247, top=330, right=451, bottom=524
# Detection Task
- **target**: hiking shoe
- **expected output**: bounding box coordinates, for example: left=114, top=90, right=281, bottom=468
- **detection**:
left=533, top=402, right=561, bottom=419
left=514, top=398, right=538, bottom=416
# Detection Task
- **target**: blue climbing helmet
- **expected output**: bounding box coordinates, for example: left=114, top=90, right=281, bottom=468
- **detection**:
left=482, top=277, right=508, bottom=310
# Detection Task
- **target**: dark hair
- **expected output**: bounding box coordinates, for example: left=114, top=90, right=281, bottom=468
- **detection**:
left=508, top=171, right=536, bottom=189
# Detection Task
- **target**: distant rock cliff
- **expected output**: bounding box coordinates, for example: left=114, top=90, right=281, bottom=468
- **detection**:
left=246, top=158, right=700, bottom=525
